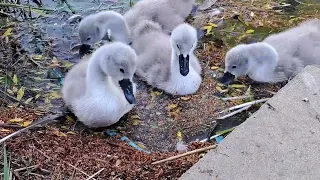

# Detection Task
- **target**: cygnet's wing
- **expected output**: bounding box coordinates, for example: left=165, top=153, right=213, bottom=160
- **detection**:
left=294, top=31, right=320, bottom=67
left=124, top=0, right=193, bottom=33
left=61, top=56, right=90, bottom=106
left=274, top=31, right=320, bottom=78
left=133, top=31, right=172, bottom=87
left=263, top=19, right=320, bottom=55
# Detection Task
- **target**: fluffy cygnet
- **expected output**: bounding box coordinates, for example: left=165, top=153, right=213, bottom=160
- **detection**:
left=124, top=0, right=195, bottom=35
left=132, top=21, right=202, bottom=95
left=220, top=19, right=320, bottom=84
left=78, top=11, right=132, bottom=55
left=61, top=42, right=137, bottom=128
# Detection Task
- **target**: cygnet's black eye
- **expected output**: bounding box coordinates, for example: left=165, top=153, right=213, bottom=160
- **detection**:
left=177, top=44, right=180, bottom=49
left=232, top=65, right=237, bottom=69
left=128, top=41, right=133, bottom=45
left=120, top=68, right=125, bottom=73
left=86, top=37, right=91, bottom=41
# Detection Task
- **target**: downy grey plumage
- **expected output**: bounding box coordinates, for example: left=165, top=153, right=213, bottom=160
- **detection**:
left=62, top=42, right=137, bottom=128
left=132, top=20, right=202, bottom=95
left=221, top=19, right=320, bottom=84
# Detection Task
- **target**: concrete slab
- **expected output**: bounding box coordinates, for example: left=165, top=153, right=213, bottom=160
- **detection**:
left=180, top=66, right=320, bottom=180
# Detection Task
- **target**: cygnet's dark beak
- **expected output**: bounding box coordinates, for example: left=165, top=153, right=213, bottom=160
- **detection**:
left=179, top=54, right=190, bottom=76
left=119, top=79, right=136, bottom=104
left=218, top=71, right=236, bottom=85
left=79, top=44, right=93, bottom=57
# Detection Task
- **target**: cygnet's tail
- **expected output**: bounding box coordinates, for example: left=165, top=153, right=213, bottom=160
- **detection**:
left=132, top=19, right=162, bottom=38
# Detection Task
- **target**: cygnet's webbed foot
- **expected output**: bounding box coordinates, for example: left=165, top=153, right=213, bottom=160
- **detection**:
left=218, top=72, right=235, bottom=85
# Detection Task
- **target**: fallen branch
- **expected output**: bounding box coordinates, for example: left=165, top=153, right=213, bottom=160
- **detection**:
left=217, top=105, right=252, bottom=120
left=221, top=95, right=252, bottom=101
left=0, top=114, right=61, bottom=144
left=217, top=98, right=269, bottom=115
left=86, top=168, right=105, bottom=180
left=151, top=145, right=217, bottom=165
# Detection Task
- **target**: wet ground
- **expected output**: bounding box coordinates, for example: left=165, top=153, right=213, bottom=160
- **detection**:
left=0, top=0, right=319, bottom=178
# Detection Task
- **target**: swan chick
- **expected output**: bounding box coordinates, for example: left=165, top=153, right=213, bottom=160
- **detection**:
left=78, top=11, right=131, bottom=56
left=62, top=42, right=137, bottom=128
left=220, top=19, right=320, bottom=84
left=124, top=0, right=195, bottom=35
left=133, top=22, right=202, bottom=95
left=220, top=43, right=285, bottom=84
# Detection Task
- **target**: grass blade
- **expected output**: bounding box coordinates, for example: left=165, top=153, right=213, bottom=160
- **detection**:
left=3, top=143, right=9, bottom=180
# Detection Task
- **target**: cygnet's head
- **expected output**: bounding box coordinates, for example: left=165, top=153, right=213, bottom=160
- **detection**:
left=78, top=12, right=132, bottom=56
left=220, top=43, right=278, bottom=85
left=219, top=44, right=250, bottom=84
left=93, top=42, right=137, bottom=104
left=171, top=23, right=198, bottom=76
left=78, top=15, right=104, bottom=46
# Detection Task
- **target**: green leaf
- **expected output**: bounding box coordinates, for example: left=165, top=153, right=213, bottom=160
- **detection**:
left=216, top=127, right=235, bottom=136
left=24, top=97, right=33, bottom=104
left=4, top=75, right=13, bottom=86
left=203, top=25, right=213, bottom=35
left=12, top=74, right=18, bottom=85
left=30, top=9, right=48, bottom=17
left=245, top=29, right=255, bottom=34
left=16, top=87, right=25, bottom=101
left=2, top=28, right=12, bottom=37
left=3, top=144, right=9, bottom=180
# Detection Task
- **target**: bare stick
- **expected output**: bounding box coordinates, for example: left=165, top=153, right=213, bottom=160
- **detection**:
left=217, top=98, right=269, bottom=114
left=0, top=114, right=61, bottom=144
left=86, top=168, right=105, bottom=180
left=221, top=95, right=252, bottom=101
left=14, top=165, right=39, bottom=172
left=66, top=162, right=97, bottom=180
left=0, top=124, right=22, bottom=129
left=217, top=105, right=252, bottom=120
left=151, top=145, right=217, bottom=165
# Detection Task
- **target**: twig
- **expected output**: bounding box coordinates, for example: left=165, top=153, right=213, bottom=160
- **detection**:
left=28, top=172, right=46, bottom=178
left=0, top=114, right=61, bottom=144
left=65, top=162, right=95, bottom=180
left=151, top=145, right=217, bottom=165
left=217, top=98, right=269, bottom=115
left=0, top=124, right=23, bottom=129
left=0, top=3, right=54, bottom=11
left=14, top=165, right=39, bottom=172
left=106, top=141, right=137, bottom=151
left=217, top=105, right=252, bottom=120
left=265, top=90, right=276, bottom=95
left=221, top=95, right=252, bottom=101
left=61, top=0, right=75, bottom=13
left=29, top=57, right=43, bottom=68
left=86, top=168, right=105, bottom=180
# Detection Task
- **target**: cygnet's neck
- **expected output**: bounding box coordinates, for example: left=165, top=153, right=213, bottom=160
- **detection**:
left=171, top=49, right=182, bottom=74
left=246, top=42, right=279, bottom=73
left=86, top=56, right=109, bottom=95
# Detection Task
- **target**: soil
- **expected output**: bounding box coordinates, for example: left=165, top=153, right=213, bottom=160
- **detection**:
left=0, top=0, right=319, bottom=179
